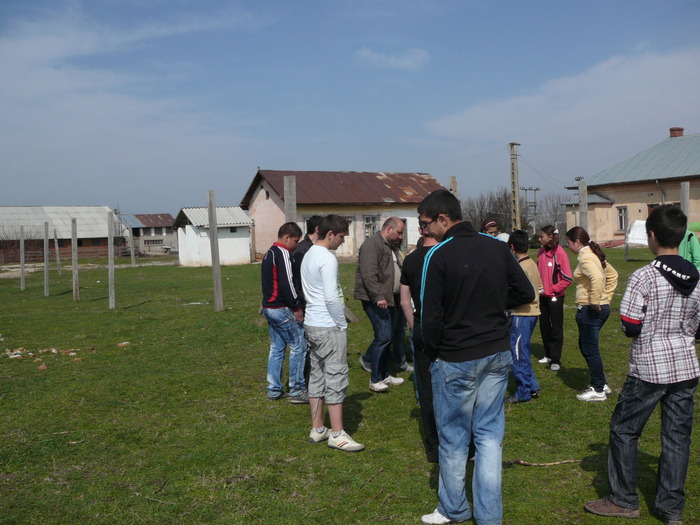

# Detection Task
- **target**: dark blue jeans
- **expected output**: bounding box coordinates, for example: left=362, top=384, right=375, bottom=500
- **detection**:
left=575, top=305, right=609, bottom=391
left=361, top=301, right=392, bottom=384
left=607, top=376, right=698, bottom=520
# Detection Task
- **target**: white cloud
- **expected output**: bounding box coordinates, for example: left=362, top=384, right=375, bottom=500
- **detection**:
left=356, top=47, right=430, bottom=70
left=426, top=46, right=700, bottom=189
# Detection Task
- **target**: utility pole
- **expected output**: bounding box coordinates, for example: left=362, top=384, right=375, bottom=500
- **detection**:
left=576, top=177, right=588, bottom=231
left=509, top=142, right=521, bottom=230
left=520, top=186, right=540, bottom=234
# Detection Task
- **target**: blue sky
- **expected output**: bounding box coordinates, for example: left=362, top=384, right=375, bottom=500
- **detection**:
left=1, top=0, right=700, bottom=214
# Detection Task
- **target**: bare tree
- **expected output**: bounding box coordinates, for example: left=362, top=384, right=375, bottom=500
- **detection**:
left=536, top=192, right=570, bottom=232
left=461, top=187, right=530, bottom=233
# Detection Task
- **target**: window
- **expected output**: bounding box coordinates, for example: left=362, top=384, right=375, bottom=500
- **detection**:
left=144, top=239, right=164, bottom=246
left=230, top=227, right=238, bottom=233
left=364, top=215, right=380, bottom=238
left=616, top=207, right=628, bottom=232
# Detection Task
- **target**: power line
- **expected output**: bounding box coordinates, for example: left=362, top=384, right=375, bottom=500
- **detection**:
left=518, top=156, right=570, bottom=190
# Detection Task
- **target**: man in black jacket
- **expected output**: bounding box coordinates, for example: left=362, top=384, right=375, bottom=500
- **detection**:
left=261, top=222, right=308, bottom=404
left=417, top=190, right=534, bottom=525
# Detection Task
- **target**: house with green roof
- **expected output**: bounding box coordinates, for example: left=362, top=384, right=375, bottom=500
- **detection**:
left=566, top=127, right=700, bottom=243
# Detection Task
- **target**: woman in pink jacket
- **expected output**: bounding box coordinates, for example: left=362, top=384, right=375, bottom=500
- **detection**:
left=536, top=226, right=573, bottom=371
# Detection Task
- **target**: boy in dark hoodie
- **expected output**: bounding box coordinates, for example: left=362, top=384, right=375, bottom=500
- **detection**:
left=585, top=205, right=700, bottom=525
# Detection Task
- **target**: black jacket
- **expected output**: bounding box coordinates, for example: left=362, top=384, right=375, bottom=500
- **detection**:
left=420, top=222, right=535, bottom=361
left=261, top=243, right=300, bottom=310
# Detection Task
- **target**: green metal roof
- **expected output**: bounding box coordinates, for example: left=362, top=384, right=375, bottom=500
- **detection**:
left=581, top=133, right=700, bottom=188
left=564, top=193, right=614, bottom=206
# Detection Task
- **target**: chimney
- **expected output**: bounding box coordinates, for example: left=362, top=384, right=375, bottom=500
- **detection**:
left=670, top=127, right=684, bottom=138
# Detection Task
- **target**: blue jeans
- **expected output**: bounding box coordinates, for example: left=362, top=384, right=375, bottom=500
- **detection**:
left=575, top=305, right=610, bottom=391
left=509, top=316, right=540, bottom=401
left=361, top=301, right=392, bottom=383
left=263, top=307, right=307, bottom=397
left=431, top=351, right=512, bottom=524
left=608, top=376, right=698, bottom=520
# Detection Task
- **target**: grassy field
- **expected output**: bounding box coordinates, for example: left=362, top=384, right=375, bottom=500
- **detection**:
left=1, top=247, right=698, bottom=524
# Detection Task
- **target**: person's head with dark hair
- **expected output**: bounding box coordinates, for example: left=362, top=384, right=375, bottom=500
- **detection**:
left=318, top=214, right=349, bottom=240
left=645, top=204, right=687, bottom=249
left=276, top=222, right=302, bottom=250
left=306, top=215, right=323, bottom=237
left=481, top=219, right=498, bottom=237
left=538, top=225, right=560, bottom=250
left=417, top=189, right=463, bottom=242
left=316, top=214, right=349, bottom=251
left=508, top=229, right=530, bottom=255
left=417, top=189, right=462, bottom=223
left=565, top=226, right=607, bottom=267
left=278, top=222, right=303, bottom=239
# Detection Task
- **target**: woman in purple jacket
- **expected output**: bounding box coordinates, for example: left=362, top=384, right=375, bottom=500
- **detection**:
left=536, top=226, right=573, bottom=371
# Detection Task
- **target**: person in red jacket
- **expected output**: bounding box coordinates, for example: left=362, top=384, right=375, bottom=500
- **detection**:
left=536, top=225, right=572, bottom=371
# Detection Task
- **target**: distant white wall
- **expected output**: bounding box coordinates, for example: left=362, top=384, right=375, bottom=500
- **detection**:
left=177, top=224, right=251, bottom=266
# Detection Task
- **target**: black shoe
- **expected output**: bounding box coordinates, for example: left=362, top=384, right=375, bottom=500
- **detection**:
left=531, top=390, right=540, bottom=399
left=505, top=395, right=530, bottom=404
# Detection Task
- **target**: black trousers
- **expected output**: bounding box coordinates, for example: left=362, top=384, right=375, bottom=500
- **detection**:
left=412, top=329, right=439, bottom=463
left=539, top=295, right=565, bottom=365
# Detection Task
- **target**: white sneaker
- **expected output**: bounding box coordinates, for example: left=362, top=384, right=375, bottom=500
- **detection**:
left=538, top=356, right=552, bottom=364
left=369, top=381, right=389, bottom=392
left=550, top=363, right=561, bottom=371
left=421, top=509, right=456, bottom=524
left=603, top=384, right=612, bottom=395
left=576, top=387, right=607, bottom=402
left=308, top=427, right=331, bottom=443
left=399, top=363, right=414, bottom=373
left=327, top=430, right=364, bottom=452
left=382, top=375, right=404, bottom=386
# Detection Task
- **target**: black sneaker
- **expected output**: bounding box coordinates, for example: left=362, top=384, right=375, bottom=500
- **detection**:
left=505, top=395, right=530, bottom=404
left=531, top=390, right=540, bottom=399
left=267, top=392, right=288, bottom=401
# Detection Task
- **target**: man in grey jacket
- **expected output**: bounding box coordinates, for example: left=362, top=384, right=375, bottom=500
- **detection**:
left=354, top=217, right=406, bottom=392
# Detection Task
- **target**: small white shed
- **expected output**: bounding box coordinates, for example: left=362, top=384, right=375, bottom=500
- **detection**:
left=173, top=206, right=253, bottom=267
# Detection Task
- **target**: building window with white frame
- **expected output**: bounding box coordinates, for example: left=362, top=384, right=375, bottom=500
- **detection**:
left=616, top=206, right=628, bottom=232
left=364, top=215, right=380, bottom=238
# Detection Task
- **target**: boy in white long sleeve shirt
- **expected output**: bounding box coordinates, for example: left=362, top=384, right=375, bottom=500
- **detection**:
left=301, top=215, right=364, bottom=452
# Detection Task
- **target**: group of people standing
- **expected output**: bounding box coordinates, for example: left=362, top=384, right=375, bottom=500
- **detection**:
left=261, top=191, right=700, bottom=525
left=261, top=215, right=365, bottom=451
left=501, top=221, right=620, bottom=405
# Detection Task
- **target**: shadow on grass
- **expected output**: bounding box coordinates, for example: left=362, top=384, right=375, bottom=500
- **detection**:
left=555, top=366, right=593, bottom=392
left=580, top=441, right=665, bottom=516
left=343, top=391, right=371, bottom=435
left=531, top=342, right=546, bottom=361
left=122, top=301, right=152, bottom=309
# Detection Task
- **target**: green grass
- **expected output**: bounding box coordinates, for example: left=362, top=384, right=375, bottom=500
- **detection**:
left=0, top=248, right=698, bottom=524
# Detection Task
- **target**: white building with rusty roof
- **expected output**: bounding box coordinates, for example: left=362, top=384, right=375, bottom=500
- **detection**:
left=240, top=170, right=446, bottom=257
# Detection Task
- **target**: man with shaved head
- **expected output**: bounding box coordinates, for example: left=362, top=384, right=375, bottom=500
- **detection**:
left=354, top=216, right=407, bottom=392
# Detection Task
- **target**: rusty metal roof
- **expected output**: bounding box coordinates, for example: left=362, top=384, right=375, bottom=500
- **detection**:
left=240, top=170, right=445, bottom=209
left=133, top=213, right=175, bottom=228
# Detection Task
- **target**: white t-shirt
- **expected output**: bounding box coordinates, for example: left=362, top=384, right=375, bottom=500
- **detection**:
left=301, top=245, right=347, bottom=330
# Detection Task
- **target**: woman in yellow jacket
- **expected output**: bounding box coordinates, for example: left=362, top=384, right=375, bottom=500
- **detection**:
left=565, top=226, right=618, bottom=402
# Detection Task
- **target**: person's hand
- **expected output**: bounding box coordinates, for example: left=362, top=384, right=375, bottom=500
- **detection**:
left=591, top=304, right=601, bottom=312
left=293, top=309, right=304, bottom=322
left=376, top=299, right=388, bottom=309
